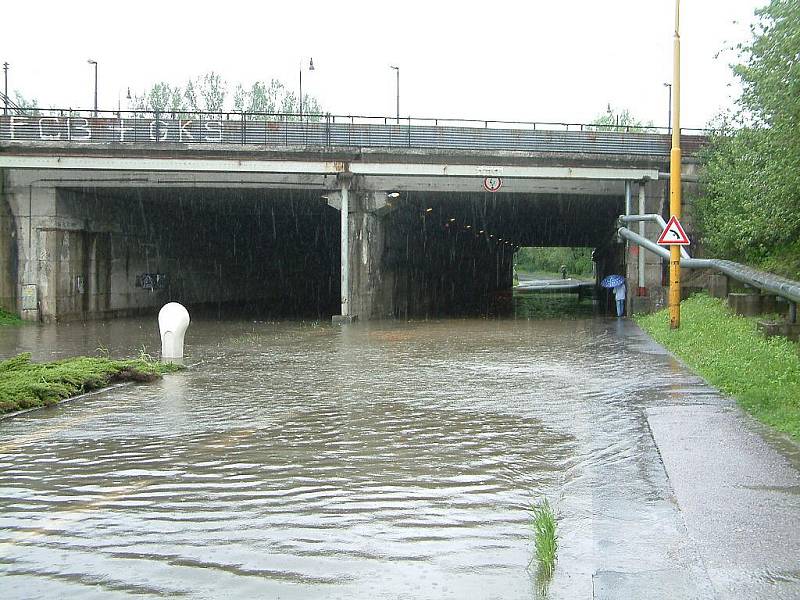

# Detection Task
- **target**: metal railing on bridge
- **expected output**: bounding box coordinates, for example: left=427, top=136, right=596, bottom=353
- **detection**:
left=0, top=108, right=710, bottom=156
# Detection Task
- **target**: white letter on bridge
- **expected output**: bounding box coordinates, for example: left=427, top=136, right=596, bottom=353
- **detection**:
left=149, top=120, right=169, bottom=141
left=38, top=117, right=62, bottom=140
left=68, top=118, right=92, bottom=140
left=9, top=116, right=28, bottom=139
left=179, top=120, right=194, bottom=142
left=203, top=121, right=222, bottom=142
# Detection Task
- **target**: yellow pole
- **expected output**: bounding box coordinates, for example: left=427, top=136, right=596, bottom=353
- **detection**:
left=669, top=0, right=682, bottom=329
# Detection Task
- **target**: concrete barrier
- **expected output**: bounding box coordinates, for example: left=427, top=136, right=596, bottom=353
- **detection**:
left=727, top=293, right=762, bottom=317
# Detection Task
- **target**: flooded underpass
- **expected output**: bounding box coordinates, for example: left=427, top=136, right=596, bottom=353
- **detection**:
left=0, top=294, right=737, bottom=599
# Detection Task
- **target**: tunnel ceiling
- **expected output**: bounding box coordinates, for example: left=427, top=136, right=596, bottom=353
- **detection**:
left=402, top=191, right=623, bottom=248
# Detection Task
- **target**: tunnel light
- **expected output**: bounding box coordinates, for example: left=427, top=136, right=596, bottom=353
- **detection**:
left=449, top=217, right=456, bottom=222
left=387, top=192, right=400, bottom=198
left=320, top=195, right=329, bottom=200
left=479, top=230, right=484, bottom=234
left=465, top=225, right=471, bottom=229
left=426, top=207, right=433, bottom=212
left=490, top=234, right=494, bottom=238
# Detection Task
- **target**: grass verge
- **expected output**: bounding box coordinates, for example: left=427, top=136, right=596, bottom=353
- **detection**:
left=636, top=294, right=800, bottom=440
left=0, top=353, right=184, bottom=414
left=530, top=499, right=558, bottom=577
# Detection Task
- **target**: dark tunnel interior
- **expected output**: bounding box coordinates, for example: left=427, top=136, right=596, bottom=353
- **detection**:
left=66, top=186, right=624, bottom=320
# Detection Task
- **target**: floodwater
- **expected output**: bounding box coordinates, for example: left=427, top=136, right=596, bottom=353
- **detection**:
left=0, top=297, right=718, bottom=599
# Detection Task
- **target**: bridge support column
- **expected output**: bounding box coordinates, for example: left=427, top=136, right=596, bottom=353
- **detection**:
left=331, top=189, right=394, bottom=322
left=2, top=175, right=59, bottom=321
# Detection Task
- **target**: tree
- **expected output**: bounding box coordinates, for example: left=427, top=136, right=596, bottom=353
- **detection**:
left=515, top=247, right=593, bottom=277
left=589, top=105, right=654, bottom=132
left=185, top=72, right=227, bottom=113
left=131, top=82, right=187, bottom=114
left=697, top=0, right=800, bottom=276
left=130, top=72, right=322, bottom=119
left=10, top=91, right=41, bottom=115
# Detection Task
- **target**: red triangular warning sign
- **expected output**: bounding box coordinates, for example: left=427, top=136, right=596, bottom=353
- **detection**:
left=657, top=216, right=691, bottom=246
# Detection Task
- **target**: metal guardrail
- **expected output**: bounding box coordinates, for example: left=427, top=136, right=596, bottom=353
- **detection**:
left=0, top=109, right=710, bottom=156
left=618, top=226, right=800, bottom=314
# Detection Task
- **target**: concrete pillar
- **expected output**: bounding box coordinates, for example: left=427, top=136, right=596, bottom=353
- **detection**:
left=340, top=183, right=350, bottom=319
left=0, top=170, right=17, bottom=313
left=348, top=192, right=393, bottom=320
left=331, top=188, right=393, bottom=322
left=3, top=174, right=59, bottom=321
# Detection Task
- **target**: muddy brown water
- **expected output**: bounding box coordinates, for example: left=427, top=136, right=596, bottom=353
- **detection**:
left=0, top=302, right=719, bottom=598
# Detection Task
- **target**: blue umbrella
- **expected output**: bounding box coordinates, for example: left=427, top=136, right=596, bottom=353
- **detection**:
left=600, top=274, right=625, bottom=289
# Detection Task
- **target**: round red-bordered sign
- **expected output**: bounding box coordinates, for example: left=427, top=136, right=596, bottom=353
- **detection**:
left=483, top=176, right=502, bottom=192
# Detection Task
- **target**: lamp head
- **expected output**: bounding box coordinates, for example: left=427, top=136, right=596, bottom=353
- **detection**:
left=309, top=58, right=315, bottom=71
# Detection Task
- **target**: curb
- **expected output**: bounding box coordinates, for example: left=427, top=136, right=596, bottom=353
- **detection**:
left=0, top=382, right=134, bottom=421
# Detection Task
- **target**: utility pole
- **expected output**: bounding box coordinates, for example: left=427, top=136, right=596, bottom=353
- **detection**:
left=3, top=62, right=8, bottom=116
left=390, top=65, right=399, bottom=124
left=669, top=0, right=682, bottom=328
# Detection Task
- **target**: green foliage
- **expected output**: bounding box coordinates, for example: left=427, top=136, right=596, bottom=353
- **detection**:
left=0, top=353, right=183, bottom=414
left=131, top=82, right=187, bottom=114
left=589, top=105, right=654, bottom=132
left=233, top=79, right=322, bottom=120
left=516, top=247, right=593, bottom=277
left=0, top=308, right=23, bottom=326
left=530, top=499, right=558, bottom=577
left=636, top=294, right=800, bottom=440
left=131, top=71, right=322, bottom=118
left=697, top=1, right=800, bottom=274
left=11, top=91, right=41, bottom=115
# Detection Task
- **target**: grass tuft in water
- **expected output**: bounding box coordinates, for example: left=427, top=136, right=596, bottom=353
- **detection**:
left=530, top=499, right=558, bottom=577
left=0, top=352, right=184, bottom=414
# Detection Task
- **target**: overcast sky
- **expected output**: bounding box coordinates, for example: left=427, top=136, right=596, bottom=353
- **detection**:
left=2, top=1, right=764, bottom=129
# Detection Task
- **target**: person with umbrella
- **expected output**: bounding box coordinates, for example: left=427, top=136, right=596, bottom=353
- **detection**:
left=601, top=274, right=626, bottom=317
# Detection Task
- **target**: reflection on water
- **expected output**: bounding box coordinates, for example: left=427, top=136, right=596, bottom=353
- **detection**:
left=0, top=301, right=714, bottom=599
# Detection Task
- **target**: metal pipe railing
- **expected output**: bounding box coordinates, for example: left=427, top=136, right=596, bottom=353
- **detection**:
left=617, top=226, right=800, bottom=307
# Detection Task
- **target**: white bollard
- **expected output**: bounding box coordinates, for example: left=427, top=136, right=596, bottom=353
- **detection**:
left=158, top=303, right=190, bottom=360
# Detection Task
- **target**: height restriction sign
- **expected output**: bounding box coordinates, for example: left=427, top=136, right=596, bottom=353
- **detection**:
left=483, top=177, right=502, bottom=192
left=657, top=216, right=691, bottom=246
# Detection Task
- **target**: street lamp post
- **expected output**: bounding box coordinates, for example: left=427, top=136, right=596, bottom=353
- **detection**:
left=299, top=57, right=314, bottom=120
left=664, top=82, right=673, bottom=132
left=3, top=62, right=8, bottom=116
left=390, top=65, right=399, bottom=124
left=87, top=59, right=98, bottom=117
